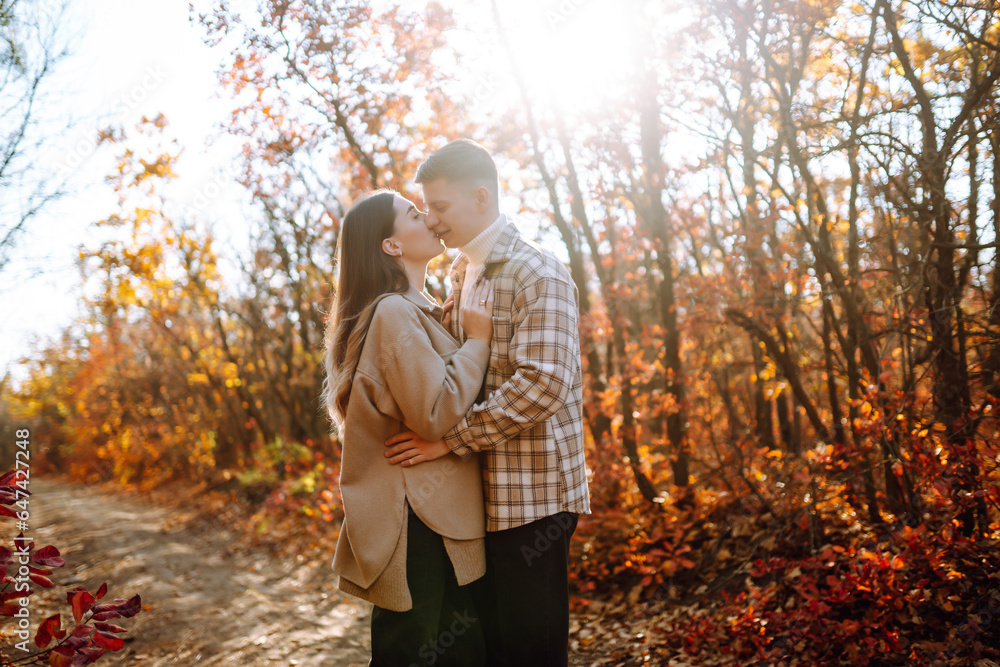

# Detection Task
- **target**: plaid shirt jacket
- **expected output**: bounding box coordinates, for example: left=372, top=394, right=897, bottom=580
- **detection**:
left=444, top=218, right=591, bottom=532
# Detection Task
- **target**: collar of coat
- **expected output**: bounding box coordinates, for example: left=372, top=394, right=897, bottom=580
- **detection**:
left=400, top=283, right=444, bottom=321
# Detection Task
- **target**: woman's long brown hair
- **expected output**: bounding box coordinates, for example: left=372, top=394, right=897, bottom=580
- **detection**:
left=322, top=190, right=409, bottom=426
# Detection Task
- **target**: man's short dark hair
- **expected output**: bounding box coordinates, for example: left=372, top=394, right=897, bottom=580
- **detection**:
left=414, top=138, right=499, bottom=201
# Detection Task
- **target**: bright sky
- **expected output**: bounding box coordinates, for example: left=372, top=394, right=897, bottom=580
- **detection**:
left=1, top=0, right=645, bottom=389
left=1, top=0, right=244, bottom=388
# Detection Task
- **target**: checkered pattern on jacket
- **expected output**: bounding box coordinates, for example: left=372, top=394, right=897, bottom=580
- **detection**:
left=444, top=219, right=591, bottom=531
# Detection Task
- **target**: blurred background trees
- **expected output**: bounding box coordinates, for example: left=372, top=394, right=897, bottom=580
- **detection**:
left=0, top=0, right=74, bottom=273
left=5, top=0, right=1000, bottom=661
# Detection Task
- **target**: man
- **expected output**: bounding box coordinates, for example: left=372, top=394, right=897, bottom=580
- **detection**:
left=384, top=138, right=591, bottom=666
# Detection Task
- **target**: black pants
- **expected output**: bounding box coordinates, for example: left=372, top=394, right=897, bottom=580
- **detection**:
left=471, top=512, right=579, bottom=667
left=370, top=507, right=485, bottom=667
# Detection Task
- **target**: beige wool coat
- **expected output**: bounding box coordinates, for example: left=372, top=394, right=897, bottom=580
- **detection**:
left=332, top=284, right=491, bottom=612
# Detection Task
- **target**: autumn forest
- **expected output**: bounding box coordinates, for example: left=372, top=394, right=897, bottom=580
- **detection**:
left=3, top=0, right=1000, bottom=664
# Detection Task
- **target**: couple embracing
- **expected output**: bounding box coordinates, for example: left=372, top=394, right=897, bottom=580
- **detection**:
left=322, top=139, right=590, bottom=666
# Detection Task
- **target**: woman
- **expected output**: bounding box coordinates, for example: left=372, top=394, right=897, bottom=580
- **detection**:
left=322, top=189, right=494, bottom=666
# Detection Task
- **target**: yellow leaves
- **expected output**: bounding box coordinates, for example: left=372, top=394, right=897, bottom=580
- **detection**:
left=134, top=207, right=157, bottom=225
left=116, top=280, right=137, bottom=306
left=137, top=154, right=178, bottom=182
left=187, top=372, right=210, bottom=385
left=120, top=426, right=134, bottom=452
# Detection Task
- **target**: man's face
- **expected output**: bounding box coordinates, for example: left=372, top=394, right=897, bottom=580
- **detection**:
left=420, top=177, right=484, bottom=249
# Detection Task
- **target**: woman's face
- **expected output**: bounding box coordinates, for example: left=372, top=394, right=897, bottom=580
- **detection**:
left=386, top=194, right=443, bottom=262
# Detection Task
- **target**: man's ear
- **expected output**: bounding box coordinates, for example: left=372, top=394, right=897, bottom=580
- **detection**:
left=382, top=238, right=402, bottom=257
left=474, top=185, right=491, bottom=212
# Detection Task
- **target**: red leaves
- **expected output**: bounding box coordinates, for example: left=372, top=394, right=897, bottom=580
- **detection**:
left=0, top=531, right=65, bottom=612
left=0, top=469, right=29, bottom=500
left=33, top=544, right=67, bottom=567
left=38, top=583, right=139, bottom=664
left=716, top=528, right=1000, bottom=665
left=35, top=614, right=67, bottom=648
left=68, top=588, right=96, bottom=624
left=91, top=594, right=141, bottom=621
left=71, top=623, right=94, bottom=638
left=0, top=469, right=142, bottom=664
left=29, top=571, right=55, bottom=588
left=2, top=588, right=32, bottom=603
left=64, top=580, right=109, bottom=623
left=78, top=647, right=107, bottom=663
left=93, top=621, right=126, bottom=633
left=0, top=470, right=30, bottom=518
left=91, top=630, right=125, bottom=651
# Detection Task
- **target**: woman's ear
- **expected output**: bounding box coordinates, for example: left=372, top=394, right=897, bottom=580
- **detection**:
left=382, top=238, right=403, bottom=257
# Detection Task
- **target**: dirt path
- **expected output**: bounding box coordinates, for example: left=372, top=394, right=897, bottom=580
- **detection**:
left=26, top=477, right=373, bottom=667
left=19, top=478, right=618, bottom=666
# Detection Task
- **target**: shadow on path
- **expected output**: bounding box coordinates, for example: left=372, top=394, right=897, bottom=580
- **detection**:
left=28, top=478, right=372, bottom=666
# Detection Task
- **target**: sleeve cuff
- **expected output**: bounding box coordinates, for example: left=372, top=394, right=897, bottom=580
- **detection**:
left=445, top=426, right=475, bottom=458
left=458, top=337, right=491, bottom=367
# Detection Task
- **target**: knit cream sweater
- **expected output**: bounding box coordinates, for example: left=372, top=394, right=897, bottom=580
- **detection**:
left=333, top=285, right=491, bottom=611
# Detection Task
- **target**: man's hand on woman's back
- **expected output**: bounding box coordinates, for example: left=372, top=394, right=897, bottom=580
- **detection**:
left=384, top=431, right=452, bottom=467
